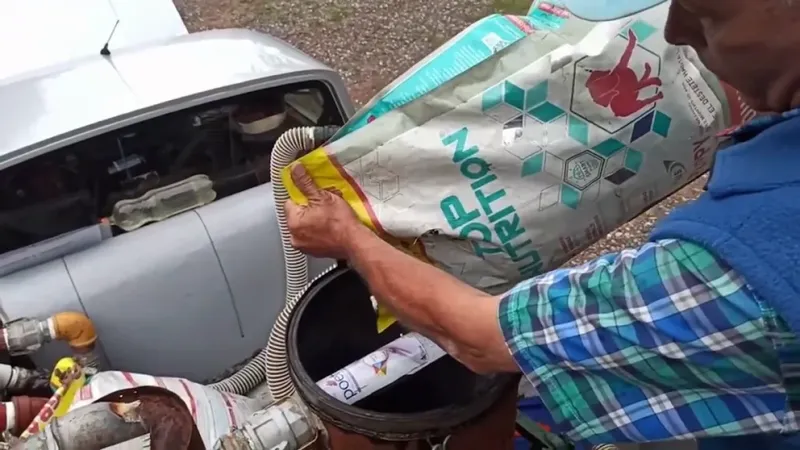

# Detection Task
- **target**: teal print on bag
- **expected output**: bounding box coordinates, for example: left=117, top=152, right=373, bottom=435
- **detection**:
left=438, top=127, right=543, bottom=278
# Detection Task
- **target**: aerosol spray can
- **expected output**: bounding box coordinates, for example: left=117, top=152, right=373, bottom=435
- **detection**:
left=317, top=332, right=447, bottom=405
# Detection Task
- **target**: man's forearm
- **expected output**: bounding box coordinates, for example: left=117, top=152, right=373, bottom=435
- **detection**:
left=344, top=225, right=517, bottom=373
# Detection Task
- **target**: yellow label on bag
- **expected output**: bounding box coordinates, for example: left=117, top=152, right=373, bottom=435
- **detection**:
left=282, top=149, right=431, bottom=332
left=49, top=357, right=85, bottom=418
left=282, top=148, right=375, bottom=227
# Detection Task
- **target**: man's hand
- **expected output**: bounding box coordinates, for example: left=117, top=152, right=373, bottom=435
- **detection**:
left=285, top=163, right=515, bottom=375
left=284, top=163, right=367, bottom=259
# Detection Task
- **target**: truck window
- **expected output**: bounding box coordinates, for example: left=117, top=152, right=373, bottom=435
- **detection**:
left=0, top=81, right=345, bottom=255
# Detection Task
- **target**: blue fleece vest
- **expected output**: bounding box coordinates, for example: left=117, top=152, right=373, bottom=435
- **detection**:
left=651, top=111, right=800, bottom=449
left=652, top=112, right=800, bottom=335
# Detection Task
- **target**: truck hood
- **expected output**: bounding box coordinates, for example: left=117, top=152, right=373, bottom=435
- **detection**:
left=0, top=0, right=187, bottom=82
left=0, top=29, right=351, bottom=171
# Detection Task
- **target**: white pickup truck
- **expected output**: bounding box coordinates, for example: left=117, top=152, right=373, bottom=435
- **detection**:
left=0, top=0, right=353, bottom=382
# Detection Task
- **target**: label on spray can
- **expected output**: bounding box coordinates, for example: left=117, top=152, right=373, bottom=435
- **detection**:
left=322, top=368, right=363, bottom=402
left=317, top=332, right=447, bottom=404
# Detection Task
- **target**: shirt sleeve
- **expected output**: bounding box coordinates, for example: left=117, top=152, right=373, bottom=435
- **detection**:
left=499, top=238, right=791, bottom=445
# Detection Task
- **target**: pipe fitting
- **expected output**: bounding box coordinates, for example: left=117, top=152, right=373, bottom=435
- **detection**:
left=213, top=396, right=319, bottom=450
left=51, top=312, right=97, bottom=351
left=2, top=319, right=51, bottom=356
left=1, top=312, right=97, bottom=358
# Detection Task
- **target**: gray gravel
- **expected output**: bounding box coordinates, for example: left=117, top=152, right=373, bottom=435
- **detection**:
left=174, top=0, right=503, bottom=104
left=567, top=177, right=706, bottom=265
left=174, top=0, right=704, bottom=260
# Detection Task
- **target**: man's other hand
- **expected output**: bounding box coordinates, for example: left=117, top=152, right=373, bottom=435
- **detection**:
left=284, top=163, right=366, bottom=259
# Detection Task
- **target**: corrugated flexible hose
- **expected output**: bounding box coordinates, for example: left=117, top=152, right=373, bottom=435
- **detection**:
left=209, top=126, right=338, bottom=396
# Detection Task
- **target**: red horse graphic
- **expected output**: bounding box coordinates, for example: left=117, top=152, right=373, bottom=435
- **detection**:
left=585, top=29, right=664, bottom=118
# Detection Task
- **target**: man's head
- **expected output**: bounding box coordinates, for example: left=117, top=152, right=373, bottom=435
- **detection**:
left=562, top=0, right=800, bottom=112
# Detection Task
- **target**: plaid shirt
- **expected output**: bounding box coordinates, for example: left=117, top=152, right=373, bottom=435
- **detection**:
left=500, top=238, right=800, bottom=445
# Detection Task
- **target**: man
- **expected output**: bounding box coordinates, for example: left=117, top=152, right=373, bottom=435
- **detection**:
left=285, top=0, right=800, bottom=447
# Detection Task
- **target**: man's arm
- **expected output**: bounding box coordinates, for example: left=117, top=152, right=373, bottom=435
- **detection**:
left=342, top=223, right=790, bottom=442
left=285, top=164, right=790, bottom=443
left=343, top=224, right=518, bottom=374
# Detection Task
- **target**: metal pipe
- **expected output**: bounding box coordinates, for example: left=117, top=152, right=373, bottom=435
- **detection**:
left=12, top=401, right=147, bottom=450
left=2, top=312, right=99, bottom=369
left=0, top=397, right=49, bottom=436
left=0, top=365, right=49, bottom=394
left=213, top=395, right=319, bottom=450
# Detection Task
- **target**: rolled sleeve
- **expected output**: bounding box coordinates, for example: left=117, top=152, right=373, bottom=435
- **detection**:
left=499, top=239, right=789, bottom=444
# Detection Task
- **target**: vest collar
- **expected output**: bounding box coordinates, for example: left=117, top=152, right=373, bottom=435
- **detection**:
left=706, top=108, right=800, bottom=198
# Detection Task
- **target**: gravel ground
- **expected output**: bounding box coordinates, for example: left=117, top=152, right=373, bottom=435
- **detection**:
left=174, top=0, right=704, bottom=260
left=567, top=177, right=705, bottom=265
